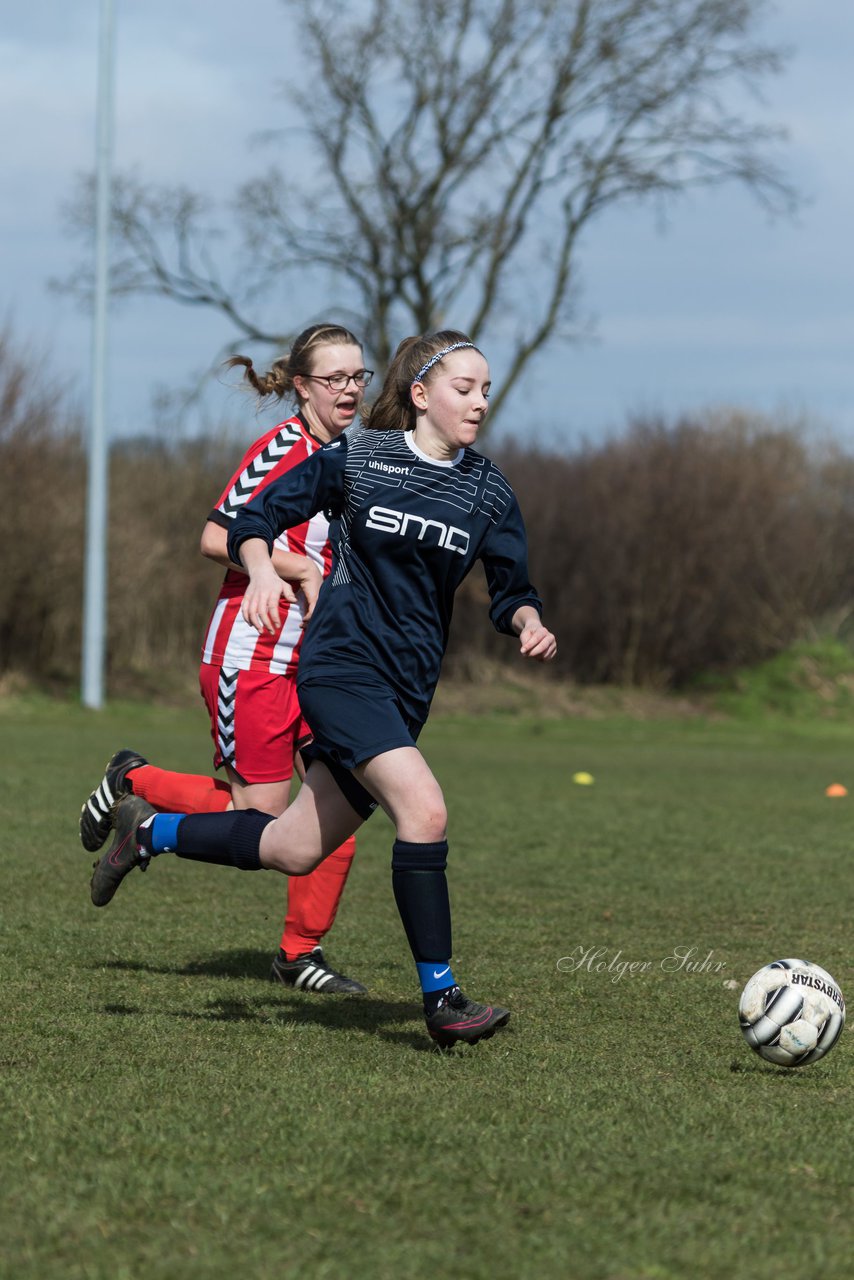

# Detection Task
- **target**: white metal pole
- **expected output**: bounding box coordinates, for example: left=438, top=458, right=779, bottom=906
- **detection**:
left=81, top=0, right=115, bottom=708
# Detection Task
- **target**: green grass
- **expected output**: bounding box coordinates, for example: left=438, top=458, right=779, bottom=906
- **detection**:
left=2, top=694, right=854, bottom=1279
left=696, top=637, right=854, bottom=721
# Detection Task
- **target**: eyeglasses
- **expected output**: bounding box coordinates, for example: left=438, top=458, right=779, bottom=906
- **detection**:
left=303, top=369, right=374, bottom=392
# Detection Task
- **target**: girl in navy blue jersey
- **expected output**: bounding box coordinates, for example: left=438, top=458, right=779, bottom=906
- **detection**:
left=91, top=330, right=557, bottom=1047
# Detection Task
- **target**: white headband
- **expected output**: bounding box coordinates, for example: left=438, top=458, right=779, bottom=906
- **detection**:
left=410, top=341, right=476, bottom=386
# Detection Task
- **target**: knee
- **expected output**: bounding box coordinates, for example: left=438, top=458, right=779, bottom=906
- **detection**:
left=399, top=783, right=448, bottom=844
left=259, top=821, right=322, bottom=876
left=397, top=798, right=447, bottom=844
left=267, top=849, right=321, bottom=876
left=421, top=805, right=447, bottom=843
left=287, top=853, right=323, bottom=876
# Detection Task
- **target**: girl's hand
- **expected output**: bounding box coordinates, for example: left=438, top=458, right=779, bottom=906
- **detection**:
left=519, top=619, right=557, bottom=662
left=293, top=559, right=323, bottom=625
left=241, top=567, right=297, bottom=634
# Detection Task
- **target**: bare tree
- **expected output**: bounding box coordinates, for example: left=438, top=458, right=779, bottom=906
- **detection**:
left=58, top=0, right=795, bottom=423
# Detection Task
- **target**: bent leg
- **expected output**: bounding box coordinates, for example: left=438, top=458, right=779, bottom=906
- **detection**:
left=130, top=765, right=233, bottom=813
left=139, top=762, right=363, bottom=876
left=257, top=761, right=365, bottom=874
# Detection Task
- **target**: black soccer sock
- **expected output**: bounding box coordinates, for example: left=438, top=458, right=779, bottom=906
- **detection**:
left=391, top=838, right=453, bottom=978
left=150, top=809, right=275, bottom=869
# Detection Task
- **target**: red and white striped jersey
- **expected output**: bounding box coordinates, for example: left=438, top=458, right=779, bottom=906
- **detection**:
left=200, top=414, right=334, bottom=675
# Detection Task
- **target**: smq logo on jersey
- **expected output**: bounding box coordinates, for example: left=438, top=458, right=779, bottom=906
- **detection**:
left=366, top=505, right=470, bottom=555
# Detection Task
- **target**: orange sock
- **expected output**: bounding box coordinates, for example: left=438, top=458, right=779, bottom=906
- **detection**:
left=128, top=764, right=232, bottom=814
left=280, top=836, right=356, bottom=958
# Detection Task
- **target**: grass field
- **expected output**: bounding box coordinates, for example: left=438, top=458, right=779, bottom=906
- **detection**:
left=2, top=692, right=854, bottom=1279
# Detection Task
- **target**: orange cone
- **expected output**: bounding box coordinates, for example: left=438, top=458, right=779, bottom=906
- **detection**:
left=825, top=783, right=848, bottom=798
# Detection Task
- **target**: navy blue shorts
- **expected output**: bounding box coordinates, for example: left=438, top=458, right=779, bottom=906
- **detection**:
left=297, top=678, right=424, bottom=820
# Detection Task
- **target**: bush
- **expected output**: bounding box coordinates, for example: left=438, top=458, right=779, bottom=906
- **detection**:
left=107, top=437, right=237, bottom=682
left=0, top=330, right=237, bottom=690
left=447, top=413, right=854, bottom=686
left=0, top=331, right=86, bottom=682
left=2, top=327, right=854, bottom=694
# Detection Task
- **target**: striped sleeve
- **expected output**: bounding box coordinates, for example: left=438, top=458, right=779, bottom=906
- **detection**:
left=479, top=467, right=543, bottom=634
left=208, top=419, right=308, bottom=527
left=227, top=437, right=348, bottom=564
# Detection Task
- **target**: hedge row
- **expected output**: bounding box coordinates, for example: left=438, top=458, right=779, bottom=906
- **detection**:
left=3, top=333, right=852, bottom=691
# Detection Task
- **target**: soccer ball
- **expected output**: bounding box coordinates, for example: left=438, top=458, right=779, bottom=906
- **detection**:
left=738, top=958, right=846, bottom=1067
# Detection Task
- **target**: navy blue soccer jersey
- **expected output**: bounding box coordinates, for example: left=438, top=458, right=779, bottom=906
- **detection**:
left=227, top=427, right=542, bottom=722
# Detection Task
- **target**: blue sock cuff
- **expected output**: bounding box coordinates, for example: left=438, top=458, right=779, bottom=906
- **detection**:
left=150, top=813, right=185, bottom=853
left=416, top=961, right=455, bottom=994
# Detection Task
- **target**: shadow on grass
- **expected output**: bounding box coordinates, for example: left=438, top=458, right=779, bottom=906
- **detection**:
left=98, top=995, right=502, bottom=1054
left=174, top=997, right=437, bottom=1052
left=96, top=949, right=499, bottom=1052
left=729, top=1057, right=821, bottom=1079
left=97, top=948, right=279, bottom=980
left=96, top=951, right=437, bottom=1051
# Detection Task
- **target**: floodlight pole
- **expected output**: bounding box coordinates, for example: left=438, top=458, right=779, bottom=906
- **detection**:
left=81, top=0, right=116, bottom=708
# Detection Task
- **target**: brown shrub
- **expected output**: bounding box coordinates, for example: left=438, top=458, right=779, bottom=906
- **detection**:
left=2, top=328, right=853, bottom=695
left=0, top=331, right=87, bottom=681
left=0, top=329, right=239, bottom=689
left=445, top=412, right=854, bottom=686
left=107, top=437, right=238, bottom=683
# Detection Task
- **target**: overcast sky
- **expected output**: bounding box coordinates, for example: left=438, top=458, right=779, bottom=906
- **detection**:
left=2, top=1, right=852, bottom=448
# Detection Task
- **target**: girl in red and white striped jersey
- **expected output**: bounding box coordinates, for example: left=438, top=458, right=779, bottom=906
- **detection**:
left=79, top=324, right=373, bottom=994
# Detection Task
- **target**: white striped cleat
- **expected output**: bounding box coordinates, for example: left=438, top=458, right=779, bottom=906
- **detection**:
left=270, top=946, right=367, bottom=995
left=79, top=749, right=148, bottom=852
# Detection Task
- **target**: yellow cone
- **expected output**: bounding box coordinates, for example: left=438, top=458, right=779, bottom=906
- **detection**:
left=573, top=771, right=594, bottom=786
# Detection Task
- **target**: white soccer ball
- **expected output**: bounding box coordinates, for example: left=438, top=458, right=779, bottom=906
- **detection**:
left=738, top=958, right=846, bottom=1067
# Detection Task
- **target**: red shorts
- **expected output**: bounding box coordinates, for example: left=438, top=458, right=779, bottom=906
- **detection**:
left=198, top=663, right=312, bottom=785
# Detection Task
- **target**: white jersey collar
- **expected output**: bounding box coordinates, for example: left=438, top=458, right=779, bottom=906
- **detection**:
left=405, top=431, right=464, bottom=468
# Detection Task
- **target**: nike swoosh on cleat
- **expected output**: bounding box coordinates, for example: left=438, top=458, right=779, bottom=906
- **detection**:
left=443, top=1009, right=493, bottom=1031
left=108, top=834, right=133, bottom=865
left=432, top=967, right=451, bottom=980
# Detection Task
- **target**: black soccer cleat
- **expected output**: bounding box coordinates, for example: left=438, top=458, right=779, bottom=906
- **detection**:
left=90, top=795, right=157, bottom=907
left=270, top=946, right=368, bottom=995
left=79, top=748, right=148, bottom=852
left=425, top=986, right=511, bottom=1048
